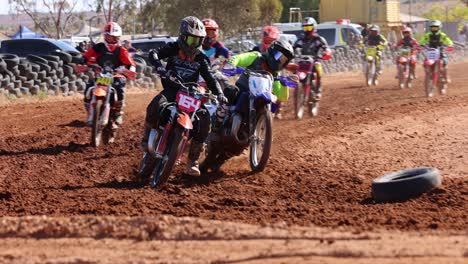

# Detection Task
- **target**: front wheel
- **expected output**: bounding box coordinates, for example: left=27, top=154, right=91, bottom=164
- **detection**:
left=91, top=100, right=104, bottom=147
left=424, top=67, right=434, bottom=97
left=398, top=64, right=405, bottom=89
left=294, top=83, right=305, bottom=119
left=151, top=127, right=185, bottom=189
left=136, top=152, right=156, bottom=181
left=249, top=110, right=272, bottom=172
left=366, top=61, right=374, bottom=86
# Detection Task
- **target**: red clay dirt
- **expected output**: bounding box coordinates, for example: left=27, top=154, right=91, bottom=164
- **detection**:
left=0, top=62, right=467, bottom=262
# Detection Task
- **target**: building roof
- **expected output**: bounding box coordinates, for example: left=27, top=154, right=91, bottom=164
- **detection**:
left=400, top=13, right=429, bottom=23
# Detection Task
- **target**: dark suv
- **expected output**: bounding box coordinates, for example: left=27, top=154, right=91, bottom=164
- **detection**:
left=0, top=38, right=79, bottom=57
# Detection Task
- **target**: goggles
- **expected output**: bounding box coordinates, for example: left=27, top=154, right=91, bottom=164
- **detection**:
left=274, top=51, right=289, bottom=66
left=186, top=35, right=202, bottom=46
left=105, top=35, right=119, bottom=44
left=303, top=25, right=314, bottom=31
left=206, top=30, right=217, bottom=38
left=430, top=26, right=439, bottom=32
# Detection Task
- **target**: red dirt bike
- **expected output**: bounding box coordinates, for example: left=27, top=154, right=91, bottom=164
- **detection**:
left=75, top=64, right=136, bottom=147
left=420, top=46, right=454, bottom=97
left=137, top=71, right=218, bottom=189
left=288, top=50, right=331, bottom=119
left=396, top=47, right=417, bottom=89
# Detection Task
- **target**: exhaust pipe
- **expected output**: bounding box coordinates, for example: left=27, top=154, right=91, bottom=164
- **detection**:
left=231, top=113, right=249, bottom=145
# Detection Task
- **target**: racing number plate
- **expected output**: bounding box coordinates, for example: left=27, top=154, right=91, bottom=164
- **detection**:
left=96, top=76, right=112, bottom=86
left=176, top=92, right=201, bottom=113
left=366, top=47, right=377, bottom=57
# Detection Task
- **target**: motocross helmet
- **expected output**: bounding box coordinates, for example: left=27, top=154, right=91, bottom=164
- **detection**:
left=302, top=17, right=317, bottom=38
left=103, top=22, right=122, bottom=52
left=369, top=25, right=380, bottom=36
left=202, top=18, right=219, bottom=48
left=429, top=20, right=442, bottom=33
left=402, top=27, right=412, bottom=37
left=265, top=40, right=294, bottom=72
left=178, top=16, right=206, bottom=58
left=262, top=26, right=280, bottom=46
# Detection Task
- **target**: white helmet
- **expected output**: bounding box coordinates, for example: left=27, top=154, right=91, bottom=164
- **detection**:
left=103, top=22, right=122, bottom=37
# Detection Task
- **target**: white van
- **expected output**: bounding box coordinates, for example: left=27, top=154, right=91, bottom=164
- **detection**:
left=275, top=20, right=363, bottom=48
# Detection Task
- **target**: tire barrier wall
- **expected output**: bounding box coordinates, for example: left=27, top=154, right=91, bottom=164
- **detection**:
left=0, top=52, right=158, bottom=99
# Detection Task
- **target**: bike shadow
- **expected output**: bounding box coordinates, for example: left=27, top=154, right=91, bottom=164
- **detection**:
left=171, top=169, right=255, bottom=188
left=60, top=120, right=89, bottom=128
left=0, top=142, right=89, bottom=156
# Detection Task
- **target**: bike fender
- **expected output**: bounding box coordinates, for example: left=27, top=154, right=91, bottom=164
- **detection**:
left=399, top=57, right=407, bottom=63
left=424, top=60, right=435, bottom=66
left=177, top=112, right=193, bottom=129
left=367, top=56, right=374, bottom=62
left=93, top=86, right=107, bottom=97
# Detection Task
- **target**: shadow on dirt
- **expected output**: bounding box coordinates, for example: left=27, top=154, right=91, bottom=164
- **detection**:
left=0, top=142, right=89, bottom=156
left=60, top=120, right=89, bottom=128
left=170, top=170, right=255, bottom=189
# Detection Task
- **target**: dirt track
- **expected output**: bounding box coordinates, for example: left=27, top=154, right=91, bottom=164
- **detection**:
left=0, top=62, right=467, bottom=262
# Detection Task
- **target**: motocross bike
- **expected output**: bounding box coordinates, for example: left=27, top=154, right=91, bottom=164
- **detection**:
left=286, top=51, right=330, bottom=119
left=200, top=68, right=276, bottom=174
left=420, top=46, right=454, bottom=97
left=364, top=46, right=380, bottom=86
left=396, top=47, right=416, bottom=89
left=137, top=72, right=218, bottom=189
left=75, top=64, right=136, bottom=147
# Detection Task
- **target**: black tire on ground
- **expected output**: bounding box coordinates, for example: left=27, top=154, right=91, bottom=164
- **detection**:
left=371, top=167, right=442, bottom=202
left=56, top=68, right=64, bottom=79
left=0, top=54, right=20, bottom=70
left=27, top=55, right=48, bottom=65
left=68, top=75, right=77, bottom=81
left=51, top=50, right=72, bottom=64
left=9, top=87, right=21, bottom=97
left=46, top=60, right=59, bottom=70
left=37, top=71, right=47, bottom=81
left=23, top=80, right=34, bottom=89
left=60, top=84, right=69, bottom=95
left=39, top=55, right=60, bottom=62
left=13, top=80, right=22, bottom=89
left=18, top=63, right=31, bottom=75
left=0, top=59, right=7, bottom=73
left=60, top=76, right=70, bottom=85
left=63, top=65, right=73, bottom=77
left=30, top=63, right=40, bottom=72
left=19, top=87, right=30, bottom=95
left=30, top=85, right=40, bottom=95
left=18, top=76, right=27, bottom=82
left=35, top=62, right=52, bottom=72
left=70, top=55, right=83, bottom=64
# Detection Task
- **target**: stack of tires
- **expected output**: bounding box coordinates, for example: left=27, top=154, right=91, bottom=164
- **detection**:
left=0, top=51, right=90, bottom=98
left=130, top=54, right=157, bottom=89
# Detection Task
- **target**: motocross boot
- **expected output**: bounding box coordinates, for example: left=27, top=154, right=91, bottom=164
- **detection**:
left=274, top=102, right=283, bottom=120
left=84, top=102, right=92, bottom=125
left=185, top=141, right=205, bottom=176
left=140, top=122, right=152, bottom=152
left=109, top=101, right=124, bottom=143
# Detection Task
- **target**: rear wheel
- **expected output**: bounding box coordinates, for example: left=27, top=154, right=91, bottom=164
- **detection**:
left=250, top=110, right=272, bottom=172
left=151, top=127, right=185, bottom=189
left=91, top=100, right=103, bottom=147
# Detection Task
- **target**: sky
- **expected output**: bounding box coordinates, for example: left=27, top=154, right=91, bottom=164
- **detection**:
left=0, top=0, right=91, bottom=15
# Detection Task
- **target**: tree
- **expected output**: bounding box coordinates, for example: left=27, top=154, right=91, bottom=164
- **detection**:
left=423, top=3, right=468, bottom=27
left=9, top=0, right=81, bottom=39
left=152, top=0, right=282, bottom=38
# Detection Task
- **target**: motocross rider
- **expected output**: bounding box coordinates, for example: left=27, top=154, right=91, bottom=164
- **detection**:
left=223, top=39, right=294, bottom=118
left=419, top=20, right=454, bottom=84
left=201, top=18, right=231, bottom=89
left=143, top=16, right=228, bottom=177
left=252, top=25, right=280, bottom=53
left=82, top=22, right=136, bottom=143
left=362, top=25, right=387, bottom=75
left=395, top=27, right=419, bottom=80
left=293, top=17, right=332, bottom=100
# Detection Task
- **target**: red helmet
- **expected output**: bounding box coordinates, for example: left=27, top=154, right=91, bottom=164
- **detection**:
left=262, top=26, right=280, bottom=46
left=402, top=27, right=412, bottom=36
left=202, top=18, right=219, bottom=47
left=103, top=22, right=122, bottom=51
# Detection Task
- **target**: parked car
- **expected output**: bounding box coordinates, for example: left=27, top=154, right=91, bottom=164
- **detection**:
left=131, top=36, right=177, bottom=53
left=0, top=38, right=79, bottom=57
